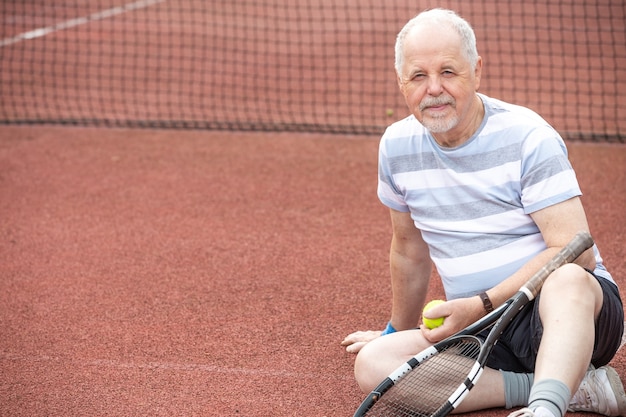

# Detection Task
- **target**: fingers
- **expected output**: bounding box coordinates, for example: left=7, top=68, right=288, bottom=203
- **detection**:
left=341, top=330, right=383, bottom=353
left=341, top=330, right=376, bottom=344
left=345, top=341, right=367, bottom=354
left=419, top=321, right=452, bottom=343
left=341, top=330, right=382, bottom=345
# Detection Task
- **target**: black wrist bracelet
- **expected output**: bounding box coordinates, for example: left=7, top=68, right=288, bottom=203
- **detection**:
left=478, top=291, right=494, bottom=313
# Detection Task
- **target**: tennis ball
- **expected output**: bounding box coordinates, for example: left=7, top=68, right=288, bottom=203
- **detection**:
left=422, top=299, right=445, bottom=329
left=385, top=108, right=394, bottom=117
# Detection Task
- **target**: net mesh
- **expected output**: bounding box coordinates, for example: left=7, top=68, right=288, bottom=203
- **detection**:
left=1, top=0, right=625, bottom=142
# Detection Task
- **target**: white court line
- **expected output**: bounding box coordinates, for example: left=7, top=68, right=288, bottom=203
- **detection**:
left=0, top=0, right=166, bottom=48
left=0, top=353, right=353, bottom=381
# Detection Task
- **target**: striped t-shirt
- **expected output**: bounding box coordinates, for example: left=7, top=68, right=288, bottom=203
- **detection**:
left=377, top=93, right=613, bottom=299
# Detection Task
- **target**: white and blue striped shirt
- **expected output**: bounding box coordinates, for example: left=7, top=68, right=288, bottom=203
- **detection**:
left=378, top=94, right=613, bottom=299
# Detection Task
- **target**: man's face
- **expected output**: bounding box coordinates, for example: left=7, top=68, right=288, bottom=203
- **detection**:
left=397, top=23, right=482, bottom=139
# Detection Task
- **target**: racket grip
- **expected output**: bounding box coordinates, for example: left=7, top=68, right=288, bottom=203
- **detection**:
left=523, top=231, right=594, bottom=298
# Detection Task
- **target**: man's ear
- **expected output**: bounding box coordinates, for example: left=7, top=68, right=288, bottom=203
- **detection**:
left=474, top=56, right=483, bottom=90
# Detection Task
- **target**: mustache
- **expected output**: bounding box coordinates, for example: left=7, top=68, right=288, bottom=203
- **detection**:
left=419, top=96, right=455, bottom=111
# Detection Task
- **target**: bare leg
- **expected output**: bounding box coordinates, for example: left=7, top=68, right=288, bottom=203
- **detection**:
left=354, top=265, right=603, bottom=414
left=354, top=329, right=430, bottom=393
left=533, top=264, right=603, bottom=393
left=354, top=329, right=507, bottom=412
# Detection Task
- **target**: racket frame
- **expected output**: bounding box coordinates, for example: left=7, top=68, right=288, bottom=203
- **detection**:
left=353, top=231, right=594, bottom=417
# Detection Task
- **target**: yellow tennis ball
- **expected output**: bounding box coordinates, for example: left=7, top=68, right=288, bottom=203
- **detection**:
left=422, top=299, right=445, bottom=329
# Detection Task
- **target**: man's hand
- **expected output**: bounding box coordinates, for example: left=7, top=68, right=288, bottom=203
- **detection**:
left=341, top=330, right=382, bottom=354
left=419, top=296, right=485, bottom=343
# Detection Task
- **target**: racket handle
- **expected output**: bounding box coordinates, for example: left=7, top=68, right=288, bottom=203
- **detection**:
left=523, top=231, right=594, bottom=298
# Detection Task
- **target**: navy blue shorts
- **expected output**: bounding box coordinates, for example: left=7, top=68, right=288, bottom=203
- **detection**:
left=481, top=271, right=624, bottom=373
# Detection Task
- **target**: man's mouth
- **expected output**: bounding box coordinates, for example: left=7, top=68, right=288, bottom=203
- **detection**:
left=426, top=104, right=448, bottom=111
left=420, top=98, right=454, bottom=112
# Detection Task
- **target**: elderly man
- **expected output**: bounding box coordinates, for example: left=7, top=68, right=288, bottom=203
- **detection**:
left=342, top=8, right=626, bottom=417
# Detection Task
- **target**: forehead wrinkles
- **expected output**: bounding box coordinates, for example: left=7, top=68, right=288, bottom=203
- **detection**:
left=401, top=22, right=469, bottom=73
left=401, top=37, right=464, bottom=76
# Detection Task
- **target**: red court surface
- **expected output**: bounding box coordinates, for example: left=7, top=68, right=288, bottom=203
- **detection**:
left=0, top=125, right=625, bottom=416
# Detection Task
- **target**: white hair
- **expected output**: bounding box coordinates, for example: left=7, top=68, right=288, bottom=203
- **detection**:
left=394, top=8, right=479, bottom=75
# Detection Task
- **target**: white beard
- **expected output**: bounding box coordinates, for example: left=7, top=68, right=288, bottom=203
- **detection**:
left=419, top=96, right=458, bottom=133
left=422, top=113, right=459, bottom=133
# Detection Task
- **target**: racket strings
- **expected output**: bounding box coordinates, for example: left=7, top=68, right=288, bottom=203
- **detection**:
left=364, top=339, right=482, bottom=416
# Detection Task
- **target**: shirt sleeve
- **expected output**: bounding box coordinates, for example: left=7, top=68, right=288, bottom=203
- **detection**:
left=519, top=126, right=582, bottom=214
left=376, top=135, right=410, bottom=213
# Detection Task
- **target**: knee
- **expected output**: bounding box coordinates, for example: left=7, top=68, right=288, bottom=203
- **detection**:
left=354, top=338, right=386, bottom=393
left=542, top=263, right=601, bottom=307
left=544, top=263, right=594, bottom=292
left=354, top=330, right=427, bottom=393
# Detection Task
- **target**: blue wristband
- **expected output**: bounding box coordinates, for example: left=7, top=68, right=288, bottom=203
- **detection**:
left=381, top=321, right=397, bottom=335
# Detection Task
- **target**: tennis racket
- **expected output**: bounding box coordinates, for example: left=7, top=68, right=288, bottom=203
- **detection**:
left=353, top=230, right=594, bottom=417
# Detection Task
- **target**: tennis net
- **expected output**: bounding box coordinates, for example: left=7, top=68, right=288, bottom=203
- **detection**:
left=1, top=0, right=624, bottom=142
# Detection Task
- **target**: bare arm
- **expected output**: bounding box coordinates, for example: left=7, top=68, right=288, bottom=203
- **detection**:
left=388, top=208, right=432, bottom=330
left=482, top=196, right=595, bottom=310
left=421, top=196, right=596, bottom=342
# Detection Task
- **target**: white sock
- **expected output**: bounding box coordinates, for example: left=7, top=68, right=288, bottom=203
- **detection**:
left=533, top=406, right=556, bottom=417
left=528, top=379, right=570, bottom=417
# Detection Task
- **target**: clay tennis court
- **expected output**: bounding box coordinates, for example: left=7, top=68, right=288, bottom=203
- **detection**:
left=1, top=1, right=625, bottom=416
left=1, top=126, right=625, bottom=416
